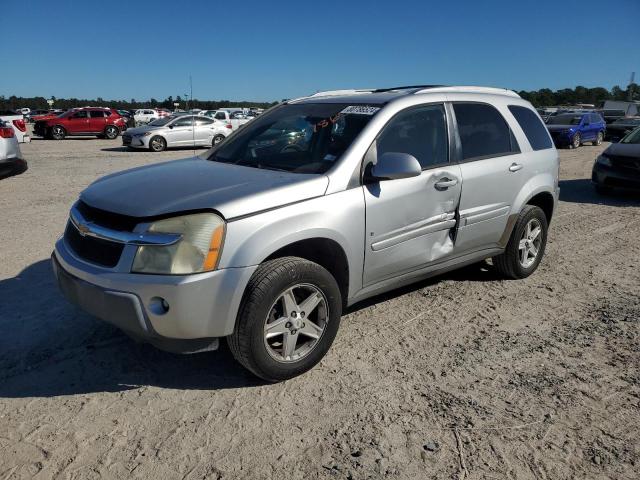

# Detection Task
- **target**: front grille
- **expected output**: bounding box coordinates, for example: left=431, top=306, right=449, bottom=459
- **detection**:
left=64, top=222, right=124, bottom=268
left=122, top=134, right=132, bottom=145
left=76, top=201, right=139, bottom=231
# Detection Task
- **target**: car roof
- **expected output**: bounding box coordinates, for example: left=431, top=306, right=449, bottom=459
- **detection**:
left=289, top=85, right=521, bottom=105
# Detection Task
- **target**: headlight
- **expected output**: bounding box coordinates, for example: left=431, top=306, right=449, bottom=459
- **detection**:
left=596, top=155, right=611, bottom=167
left=135, top=131, right=152, bottom=137
left=132, top=213, right=225, bottom=274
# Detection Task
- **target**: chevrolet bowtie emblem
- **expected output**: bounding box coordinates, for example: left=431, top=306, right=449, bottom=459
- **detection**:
left=77, top=222, right=90, bottom=236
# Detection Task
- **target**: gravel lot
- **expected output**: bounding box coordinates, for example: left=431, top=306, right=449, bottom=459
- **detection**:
left=1, top=134, right=639, bottom=479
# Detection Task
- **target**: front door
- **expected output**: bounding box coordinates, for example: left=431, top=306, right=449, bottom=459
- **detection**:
left=363, top=103, right=462, bottom=286
left=164, top=116, right=194, bottom=146
left=67, top=110, right=90, bottom=133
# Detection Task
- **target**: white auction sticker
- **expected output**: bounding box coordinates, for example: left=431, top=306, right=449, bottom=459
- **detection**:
left=340, top=105, right=380, bottom=115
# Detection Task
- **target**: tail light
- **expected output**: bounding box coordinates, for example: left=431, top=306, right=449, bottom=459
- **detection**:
left=12, top=119, right=27, bottom=132
left=225, top=124, right=232, bottom=129
left=0, top=126, right=15, bottom=138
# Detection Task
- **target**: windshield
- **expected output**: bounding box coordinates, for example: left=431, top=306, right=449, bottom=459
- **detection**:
left=206, top=103, right=378, bottom=173
left=547, top=114, right=582, bottom=125
left=621, top=127, right=640, bottom=144
left=148, top=117, right=172, bottom=126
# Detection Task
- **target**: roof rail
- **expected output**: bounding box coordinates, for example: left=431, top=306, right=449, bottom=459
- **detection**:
left=373, top=85, right=444, bottom=93
left=309, top=89, right=374, bottom=97
left=414, top=86, right=521, bottom=98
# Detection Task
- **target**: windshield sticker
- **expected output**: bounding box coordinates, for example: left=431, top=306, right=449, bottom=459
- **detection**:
left=340, top=105, right=380, bottom=115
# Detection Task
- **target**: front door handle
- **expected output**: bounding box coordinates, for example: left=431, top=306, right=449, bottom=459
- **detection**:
left=434, top=177, right=458, bottom=190
left=509, top=163, right=523, bottom=172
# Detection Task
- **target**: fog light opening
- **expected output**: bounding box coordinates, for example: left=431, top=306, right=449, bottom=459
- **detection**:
left=149, top=297, right=170, bottom=315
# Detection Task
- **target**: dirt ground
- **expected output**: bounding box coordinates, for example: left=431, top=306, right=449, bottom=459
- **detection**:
left=1, top=133, right=639, bottom=480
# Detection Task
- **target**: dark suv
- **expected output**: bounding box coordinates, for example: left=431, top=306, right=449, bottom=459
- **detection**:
left=34, top=108, right=127, bottom=140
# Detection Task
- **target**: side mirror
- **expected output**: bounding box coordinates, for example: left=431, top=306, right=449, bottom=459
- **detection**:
left=168, top=125, right=174, bottom=129
left=368, top=152, right=422, bottom=182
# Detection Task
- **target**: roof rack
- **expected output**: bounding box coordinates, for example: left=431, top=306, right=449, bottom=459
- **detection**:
left=309, top=89, right=374, bottom=97
left=372, top=85, right=444, bottom=93
left=414, top=86, right=520, bottom=98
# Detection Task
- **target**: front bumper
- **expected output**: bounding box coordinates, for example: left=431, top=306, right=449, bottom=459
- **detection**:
left=53, top=237, right=257, bottom=348
left=592, top=163, right=640, bottom=191
left=122, top=134, right=149, bottom=148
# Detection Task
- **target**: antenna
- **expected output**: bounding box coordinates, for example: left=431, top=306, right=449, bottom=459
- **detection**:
left=189, top=75, right=196, bottom=155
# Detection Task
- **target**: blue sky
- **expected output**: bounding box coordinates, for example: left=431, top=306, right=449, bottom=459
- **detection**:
left=3, top=0, right=639, bottom=102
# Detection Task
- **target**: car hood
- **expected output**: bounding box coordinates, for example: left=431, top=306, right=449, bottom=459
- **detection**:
left=546, top=125, right=575, bottom=131
left=604, top=142, right=640, bottom=157
left=80, top=157, right=329, bottom=220
left=123, top=125, right=165, bottom=135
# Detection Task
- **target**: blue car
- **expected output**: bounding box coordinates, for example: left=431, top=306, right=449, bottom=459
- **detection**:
left=546, top=112, right=606, bottom=149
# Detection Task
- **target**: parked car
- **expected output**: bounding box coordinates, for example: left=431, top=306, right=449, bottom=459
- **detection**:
left=0, top=110, right=31, bottom=143
left=546, top=112, right=606, bottom=148
left=117, top=110, right=135, bottom=129
left=596, top=109, right=626, bottom=125
left=33, top=108, right=126, bottom=140
left=122, top=115, right=232, bottom=151
left=205, top=109, right=251, bottom=130
left=52, top=85, right=559, bottom=381
left=592, top=126, right=640, bottom=193
left=134, top=108, right=170, bottom=125
left=604, top=117, right=640, bottom=142
left=29, top=109, right=65, bottom=123
left=0, top=120, right=27, bottom=179
left=15, top=107, right=30, bottom=116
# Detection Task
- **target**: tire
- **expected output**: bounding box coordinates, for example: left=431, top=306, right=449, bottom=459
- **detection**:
left=51, top=125, right=66, bottom=140
left=149, top=136, right=166, bottom=152
left=493, top=205, right=548, bottom=279
left=227, top=257, right=342, bottom=382
left=593, top=131, right=603, bottom=146
left=212, top=134, right=225, bottom=147
left=104, top=125, right=119, bottom=140
left=570, top=132, right=581, bottom=149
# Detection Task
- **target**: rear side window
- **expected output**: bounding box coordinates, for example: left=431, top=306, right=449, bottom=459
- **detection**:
left=376, top=104, right=448, bottom=169
left=89, top=111, right=105, bottom=118
left=453, top=103, right=519, bottom=161
left=508, top=105, right=553, bottom=151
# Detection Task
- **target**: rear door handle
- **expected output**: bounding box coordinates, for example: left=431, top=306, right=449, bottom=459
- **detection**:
left=509, top=163, right=523, bottom=172
left=434, top=178, right=458, bottom=190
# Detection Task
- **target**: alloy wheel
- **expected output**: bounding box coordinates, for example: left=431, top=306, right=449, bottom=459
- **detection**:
left=572, top=133, right=581, bottom=149
left=263, top=284, right=328, bottom=362
left=518, top=218, right=542, bottom=268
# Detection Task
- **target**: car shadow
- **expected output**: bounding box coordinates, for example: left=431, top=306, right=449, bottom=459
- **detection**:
left=0, top=260, right=264, bottom=398
left=559, top=178, right=640, bottom=206
left=0, top=160, right=28, bottom=180
left=100, top=146, right=209, bottom=153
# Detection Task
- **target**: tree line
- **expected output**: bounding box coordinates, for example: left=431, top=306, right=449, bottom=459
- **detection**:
left=517, top=83, right=638, bottom=107
left=0, top=84, right=638, bottom=111
left=0, top=95, right=278, bottom=112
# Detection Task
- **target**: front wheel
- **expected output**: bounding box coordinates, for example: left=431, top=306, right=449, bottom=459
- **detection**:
left=51, top=125, right=66, bottom=140
left=593, top=131, right=603, bottom=146
left=493, top=206, right=548, bottom=279
left=149, top=136, right=166, bottom=152
left=212, top=134, right=225, bottom=147
left=570, top=132, right=581, bottom=149
left=227, top=257, right=342, bottom=382
left=104, top=125, right=119, bottom=140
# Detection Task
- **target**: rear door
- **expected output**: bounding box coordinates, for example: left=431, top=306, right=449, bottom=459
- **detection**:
left=194, top=116, right=215, bottom=145
left=453, top=102, right=526, bottom=254
left=363, top=103, right=462, bottom=286
left=88, top=110, right=107, bottom=133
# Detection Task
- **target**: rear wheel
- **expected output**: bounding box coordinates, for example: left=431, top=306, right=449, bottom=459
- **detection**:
left=212, top=134, right=225, bottom=147
left=51, top=125, right=66, bottom=140
left=493, top=206, right=548, bottom=279
left=104, top=125, right=119, bottom=140
left=593, top=131, right=603, bottom=146
left=228, top=257, right=342, bottom=382
left=149, top=136, right=166, bottom=152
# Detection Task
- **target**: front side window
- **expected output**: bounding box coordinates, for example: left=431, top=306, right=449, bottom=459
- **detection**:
left=376, top=104, right=448, bottom=169
left=172, top=116, right=194, bottom=127
left=453, top=103, right=519, bottom=161
left=72, top=111, right=88, bottom=119
left=508, top=105, right=553, bottom=151
left=207, top=103, right=377, bottom=173
left=195, top=117, right=214, bottom=125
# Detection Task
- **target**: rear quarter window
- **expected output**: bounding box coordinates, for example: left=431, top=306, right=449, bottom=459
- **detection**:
left=507, top=105, right=553, bottom=151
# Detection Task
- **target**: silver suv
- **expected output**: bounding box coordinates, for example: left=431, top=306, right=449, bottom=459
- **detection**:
left=53, top=86, right=559, bottom=381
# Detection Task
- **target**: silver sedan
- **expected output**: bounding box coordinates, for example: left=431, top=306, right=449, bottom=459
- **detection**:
left=122, top=115, right=231, bottom=152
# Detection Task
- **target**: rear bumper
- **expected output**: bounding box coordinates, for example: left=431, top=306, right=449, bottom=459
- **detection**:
left=53, top=237, right=258, bottom=348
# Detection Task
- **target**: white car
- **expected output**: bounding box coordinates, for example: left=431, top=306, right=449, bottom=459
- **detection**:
left=122, top=115, right=233, bottom=151
left=0, top=120, right=27, bottom=178
left=0, top=110, right=31, bottom=143
left=133, top=109, right=169, bottom=125
left=203, top=110, right=251, bottom=131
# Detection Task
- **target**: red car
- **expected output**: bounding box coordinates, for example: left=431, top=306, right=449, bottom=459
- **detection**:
left=33, top=108, right=127, bottom=140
